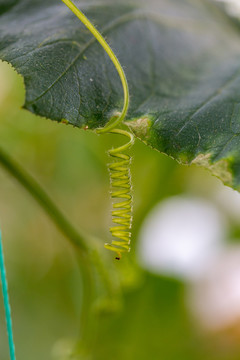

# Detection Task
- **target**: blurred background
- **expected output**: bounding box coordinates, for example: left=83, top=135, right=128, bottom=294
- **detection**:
left=1, top=2, right=240, bottom=357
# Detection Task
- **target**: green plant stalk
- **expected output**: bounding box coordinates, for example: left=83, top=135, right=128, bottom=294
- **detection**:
left=0, top=145, right=97, bottom=347
left=0, top=146, right=89, bottom=253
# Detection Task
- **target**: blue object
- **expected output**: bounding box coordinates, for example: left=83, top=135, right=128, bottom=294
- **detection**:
left=0, top=230, right=16, bottom=360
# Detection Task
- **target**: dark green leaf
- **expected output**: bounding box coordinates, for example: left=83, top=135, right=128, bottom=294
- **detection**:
left=1, top=0, right=240, bottom=188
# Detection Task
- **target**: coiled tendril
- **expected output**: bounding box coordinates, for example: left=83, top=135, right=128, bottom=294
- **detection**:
left=62, top=0, right=133, bottom=259
left=101, top=129, right=134, bottom=259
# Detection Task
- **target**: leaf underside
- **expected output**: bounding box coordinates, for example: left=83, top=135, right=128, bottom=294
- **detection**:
left=1, top=0, right=240, bottom=188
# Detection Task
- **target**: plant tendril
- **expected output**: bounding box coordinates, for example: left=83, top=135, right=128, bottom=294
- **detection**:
left=62, top=0, right=134, bottom=259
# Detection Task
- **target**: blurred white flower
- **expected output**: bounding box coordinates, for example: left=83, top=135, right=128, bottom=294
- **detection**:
left=138, top=196, right=225, bottom=280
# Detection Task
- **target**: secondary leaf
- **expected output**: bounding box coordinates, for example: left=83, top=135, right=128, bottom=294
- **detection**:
left=1, top=0, right=240, bottom=188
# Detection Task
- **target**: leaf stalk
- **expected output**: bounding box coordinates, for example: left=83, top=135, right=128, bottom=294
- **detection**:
left=0, top=146, right=89, bottom=254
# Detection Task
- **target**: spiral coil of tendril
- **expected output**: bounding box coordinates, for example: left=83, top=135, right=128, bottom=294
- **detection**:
left=62, top=0, right=132, bottom=259
left=104, top=129, right=134, bottom=259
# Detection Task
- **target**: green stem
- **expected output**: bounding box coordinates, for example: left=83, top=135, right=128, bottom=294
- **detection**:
left=0, top=146, right=97, bottom=351
left=0, top=146, right=89, bottom=254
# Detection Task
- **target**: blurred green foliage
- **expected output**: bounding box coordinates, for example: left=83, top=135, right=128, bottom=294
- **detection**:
left=1, top=60, right=240, bottom=360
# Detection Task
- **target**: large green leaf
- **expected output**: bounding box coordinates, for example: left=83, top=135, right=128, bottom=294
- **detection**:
left=1, top=0, right=240, bottom=188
